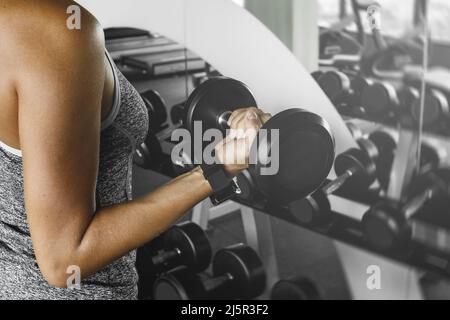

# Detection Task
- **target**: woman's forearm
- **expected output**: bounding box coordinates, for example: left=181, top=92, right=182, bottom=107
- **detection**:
left=64, top=167, right=212, bottom=284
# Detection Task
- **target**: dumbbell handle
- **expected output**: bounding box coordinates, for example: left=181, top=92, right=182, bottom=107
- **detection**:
left=322, top=167, right=358, bottom=195
left=152, top=248, right=181, bottom=268
left=202, top=273, right=234, bottom=298
left=218, top=111, right=233, bottom=130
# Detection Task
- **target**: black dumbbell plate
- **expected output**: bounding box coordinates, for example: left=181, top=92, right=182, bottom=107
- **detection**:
left=251, top=109, right=335, bottom=204
left=164, top=222, right=212, bottom=272
left=185, top=77, right=258, bottom=135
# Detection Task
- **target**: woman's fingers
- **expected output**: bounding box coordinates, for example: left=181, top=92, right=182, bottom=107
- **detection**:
left=229, top=111, right=247, bottom=130
left=227, top=109, right=246, bottom=127
left=261, top=113, right=272, bottom=124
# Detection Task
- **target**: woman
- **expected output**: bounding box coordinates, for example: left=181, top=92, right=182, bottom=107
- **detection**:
left=0, top=0, right=269, bottom=299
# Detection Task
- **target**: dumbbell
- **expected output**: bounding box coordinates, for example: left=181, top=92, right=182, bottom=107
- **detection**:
left=311, top=70, right=324, bottom=82
left=410, top=89, right=450, bottom=129
left=288, top=146, right=377, bottom=226
left=361, top=81, right=400, bottom=120
left=134, top=89, right=168, bottom=170
left=365, top=131, right=397, bottom=189
left=271, top=277, right=322, bottom=300
left=150, top=222, right=212, bottom=274
left=350, top=76, right=373, bottom=108
left=317, top=70, right=351, bottom=105
left=182, top=77, right=335, bottom=205
left=170, top=101, right=187, bottom=126
left=141, top=89, right=169, bottom=133
left=397, top=86, right=420, bottom=114
left=317, top=71, right=372, bottom=116
left=346, top=121, right=364, bottom=142
left=153, top=244, right=266, bottom=300
left=419, top=142, right=447, bottom=176
left=362, top=168, right=450, bottom=252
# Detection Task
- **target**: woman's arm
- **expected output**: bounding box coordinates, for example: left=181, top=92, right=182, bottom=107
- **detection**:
left=14, top=16, right=222, bottom=288
left=14, top=11, right=265, bottom=288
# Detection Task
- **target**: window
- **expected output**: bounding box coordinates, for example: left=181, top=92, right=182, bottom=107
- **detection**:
left=232, top=0, right=245, bottom=7
left=318, top=0, right=342, bottom=28
left=429, top=0, right=450, bottom=42
left=318, top=0, right=415, bottom=38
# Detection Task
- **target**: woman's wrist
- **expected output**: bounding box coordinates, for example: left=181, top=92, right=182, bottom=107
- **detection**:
left=190, top=166, right=214, bottom=196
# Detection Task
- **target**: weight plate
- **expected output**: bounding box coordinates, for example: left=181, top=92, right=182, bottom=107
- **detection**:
left=212, top=244, right=266, bottom=299
left=334, top=148, right=377, bottom=189
left=398, top=86, right=420, bottom=111
left=350, top=76, right=373, bottom=107
left=369, top=131, right=397, bottom=157
left=288, top=190, right=332, bottom=226
left=419, top=143, right=441, bottom=173
left=411, top=89, right=450, bottom=127
left=351, top=76, right=372, bottom=96
left=164, top=222, right=212, bottom=272
left=409, top=168, right=450, bottom=199
left=141, top=89, right=169, bottom=131
left=170, top=101, right=187, bottom=125
left=153, top=272, right=189, bottom=300
left=250, top=109, right=335, bottom=205
left=185, top=77, right=257, bottom=135
left=346, top=122, right=364, bottom=141
left=271, top=277, right=322, bottom=300
left=362, top=82, right=398, bottom=116
left=153, top=267, right=203, bottom=300
left=357, top=138, right=380, bottom=162
left=362, top=202, right=409, bottom=252
left=311, top=71, right=324, bottom=82
left=318, top=71, right=351, bottom=101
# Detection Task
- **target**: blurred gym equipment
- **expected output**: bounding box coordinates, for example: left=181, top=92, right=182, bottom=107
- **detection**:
left=153, top=244, right=266, bottom=300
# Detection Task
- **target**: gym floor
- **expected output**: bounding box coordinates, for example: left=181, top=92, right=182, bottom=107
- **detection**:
left=133, top=166, right=351, bottom=300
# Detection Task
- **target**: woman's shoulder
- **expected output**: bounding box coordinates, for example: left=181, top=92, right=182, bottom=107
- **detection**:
left=0, top=0, right=104, bottom=65
left=0, top=0, right=105, bottom=79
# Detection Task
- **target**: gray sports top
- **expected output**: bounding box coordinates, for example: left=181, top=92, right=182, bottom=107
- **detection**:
left=0, top=53, right=149, bottom=299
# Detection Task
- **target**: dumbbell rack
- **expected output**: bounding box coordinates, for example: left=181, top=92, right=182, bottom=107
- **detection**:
left=190, top=123, right=450, bottom=291
left=191, top=200, right=280, bottom=299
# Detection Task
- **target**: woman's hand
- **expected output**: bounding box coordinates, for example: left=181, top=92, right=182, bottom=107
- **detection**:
left=215, top=108, right=272, bottom=177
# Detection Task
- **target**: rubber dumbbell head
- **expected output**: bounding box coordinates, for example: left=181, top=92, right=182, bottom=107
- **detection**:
left=362, top=201, right=410, bottom=252
left=288, top=190, right=331, bottom=226
left=368, top=131, right=397, bottom=160
left=411, top=89, right=450, bottom=128
left=184, top=77, right=335, bottom=205
left=271, top=277, right=322, bottom=300
left=318, top=70, right=351, bottom=103
left=141, top=89, right=169, bottom=133
left=334, top=148, right=377, bottom=189
left=289, top=148, right=377, bottom=227
left=152, top=222, right=212, bottom=273
left=250, top=108, right=335, bottom=204
left=361, top=82, right=399, bottom=117
left=346, top=122, right=364, bottom=141
left=153, top=244, right=266, bottom=300
left=170, top=101, right=187, bottom=125
left=212, top=244, right=266, bottom=300
left=311, top=70, right=324, bottom=82
left=363, top=168, right=450, bottom=252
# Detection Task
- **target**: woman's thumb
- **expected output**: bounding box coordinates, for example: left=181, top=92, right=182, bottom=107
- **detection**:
left=245, top=110, right=261, bottom=129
